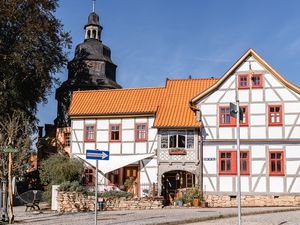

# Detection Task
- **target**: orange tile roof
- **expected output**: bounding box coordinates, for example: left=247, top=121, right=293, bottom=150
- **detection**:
left=69, top=78, right=218, bottom=127
left=153, top=78, right=218, bottom=127
left=69, top=87, right=165, bottom=116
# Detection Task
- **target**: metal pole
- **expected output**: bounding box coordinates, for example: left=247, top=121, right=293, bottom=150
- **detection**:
left=236, top=100, right=241, bottom=225
left=95, top=160, right=98, bottom=225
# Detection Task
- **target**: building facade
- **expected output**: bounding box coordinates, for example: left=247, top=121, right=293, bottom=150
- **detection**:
left=69, top=49, right=300, bottom=206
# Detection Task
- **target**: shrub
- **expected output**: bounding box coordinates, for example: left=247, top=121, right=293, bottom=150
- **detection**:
left=185, top=187, right=201, bottom=204
left=58, top=181, right=84, bottom=192
left=99, top=190, right=133, bottom=199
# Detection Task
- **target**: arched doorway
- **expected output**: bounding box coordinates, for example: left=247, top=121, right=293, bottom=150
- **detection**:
left=161, top=170, right=195, bottom=205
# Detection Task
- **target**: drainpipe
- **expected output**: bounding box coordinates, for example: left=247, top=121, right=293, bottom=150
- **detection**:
left=189, top=102, right=203, bottom=195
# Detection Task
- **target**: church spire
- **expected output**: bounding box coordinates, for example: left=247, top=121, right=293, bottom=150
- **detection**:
left=84, top=0, right=102, bottom=40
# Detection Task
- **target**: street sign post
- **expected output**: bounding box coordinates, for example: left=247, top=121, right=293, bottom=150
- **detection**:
left=86, top=149, right=109, bottom=225
left=230, top=101, right=242, bottom=225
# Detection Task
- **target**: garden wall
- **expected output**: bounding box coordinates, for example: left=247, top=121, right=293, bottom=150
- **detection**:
left=205, top=194, right=300, bottom=207
left=56, top=192, right=163, bottom=213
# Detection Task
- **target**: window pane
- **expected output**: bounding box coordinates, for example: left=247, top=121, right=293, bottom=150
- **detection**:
left=187, top=135, right=194, bottom=148
left=242, top=160, right=247, bottom=172
left=271, top=153, right=276, bottom=159
left=277, top=153, right=281, bottom=159
left=221, top=153, right=225, bottom=158
left=221, top=160, right=225, bottom=171
left=169, top=135, right=177, bottom=148
left=226, top=152, right=231, bottom=158
left=226, top=160, right=231, bottom=171
left=277, top=161, right=281, bottom=172
left=271, top=161, right=276, bottom=172
left=161, top=134, right=168, bottom=148
left=178, top=135, right=185, bottom=148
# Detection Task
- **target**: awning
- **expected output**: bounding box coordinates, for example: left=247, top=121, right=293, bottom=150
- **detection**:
left=74, top=153, right=154, bottom=174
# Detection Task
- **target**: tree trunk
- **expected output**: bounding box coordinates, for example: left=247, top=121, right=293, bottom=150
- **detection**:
left=8, top=152, right=14, bottom=224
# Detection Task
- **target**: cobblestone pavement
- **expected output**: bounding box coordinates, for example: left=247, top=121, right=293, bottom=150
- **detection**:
left=189, top=210, right=300, bottom=225
left=12, top=206, right=300, bottom=225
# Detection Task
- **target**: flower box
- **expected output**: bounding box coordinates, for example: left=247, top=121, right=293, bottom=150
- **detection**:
left=168, top=149, right=187, bottom=155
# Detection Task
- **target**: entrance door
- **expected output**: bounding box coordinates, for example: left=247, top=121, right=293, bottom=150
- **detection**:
left=123, top=166, right=139, bottom=196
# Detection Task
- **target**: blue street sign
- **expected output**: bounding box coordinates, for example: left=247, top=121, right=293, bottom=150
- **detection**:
left=86, top=149, right=110, bottom=160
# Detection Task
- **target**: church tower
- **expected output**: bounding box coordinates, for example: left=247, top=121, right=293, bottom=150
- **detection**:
left=55, top=4, right=121, bottom=127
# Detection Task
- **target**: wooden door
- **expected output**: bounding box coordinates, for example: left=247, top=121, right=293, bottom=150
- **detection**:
left=123, top=166, right=139, bottom=196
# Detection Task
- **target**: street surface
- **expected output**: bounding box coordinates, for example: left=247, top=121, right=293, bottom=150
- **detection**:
left=12, top=206, right=300, bottom=225
left=190, top=210, right=300, bottom=225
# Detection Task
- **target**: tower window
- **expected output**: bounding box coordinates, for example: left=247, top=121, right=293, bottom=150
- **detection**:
left=87, top=30, right=91, bottom=39
left=92, top=30, right=96, bottom=39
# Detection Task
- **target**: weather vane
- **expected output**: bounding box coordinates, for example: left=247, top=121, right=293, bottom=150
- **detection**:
left=92, top=0, right=96, bottom=12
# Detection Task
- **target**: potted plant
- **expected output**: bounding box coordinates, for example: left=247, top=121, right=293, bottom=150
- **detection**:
left=174, top=197, right=183, bottom=207
left=186, top=187, right=201, bottom=207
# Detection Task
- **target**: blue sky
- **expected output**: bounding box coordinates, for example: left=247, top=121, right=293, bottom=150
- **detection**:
left=37, top=0, right=300, bottom=125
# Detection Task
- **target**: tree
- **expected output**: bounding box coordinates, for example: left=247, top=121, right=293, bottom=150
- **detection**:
left=0, top=110, right=34, bottom=223
left=0, top=0, right=71, bottom=121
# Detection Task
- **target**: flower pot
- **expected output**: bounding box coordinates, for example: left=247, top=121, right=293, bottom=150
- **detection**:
left=177, top=200, right=183, bottom=207
left=193, top=198, right=200, bottom=207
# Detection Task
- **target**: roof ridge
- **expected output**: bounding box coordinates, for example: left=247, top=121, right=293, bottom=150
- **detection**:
left=167, top=77, right=219, bottom=81
left=73, top=86, right=165, bottom=94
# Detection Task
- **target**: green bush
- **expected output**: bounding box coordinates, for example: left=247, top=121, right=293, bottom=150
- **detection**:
left=99, top=190, right=133, bottom=199
left=58, top=181, right=84, bottom=192
left=185, top=187, right=201, bottom=204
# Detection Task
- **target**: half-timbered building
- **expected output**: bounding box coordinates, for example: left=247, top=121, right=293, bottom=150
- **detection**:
left=69, top=49, right=300, bottom=206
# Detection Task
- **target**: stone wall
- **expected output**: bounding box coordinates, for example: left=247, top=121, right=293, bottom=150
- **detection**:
left=56, top=192, right=163, bottom=213
left=205, top=194, right=300, bottom=207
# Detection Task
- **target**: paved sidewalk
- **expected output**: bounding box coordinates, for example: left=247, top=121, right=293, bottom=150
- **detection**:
left=12, top=205, right=300, bottom=225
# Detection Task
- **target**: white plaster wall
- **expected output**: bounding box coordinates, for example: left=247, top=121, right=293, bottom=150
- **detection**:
left=252, top=177, right=266, bottom=192
left=109, top=119, right=121, bottom=124
left=286, top=146, right=300, bottom=158
left=135, top=118, right=148, bottom=123
left=240, top=127, right=248, bottom=139
left=251, top=146, right=266, bottom=158
left=220, top=90, right=235, bottom=103
left=251, top=115, right=266, bottom=126
left=219, top=177, right=232, bottom=192
left=203, top=146, right=217, bottom=157
left=97, top=119, right=109, bottom=129
left=84, top=143, right=95, bottom=151
left=251, top=89, right=263, bottom=102
left=251, top=161, right=265, bottom=174
left=234, top=177, right=249, bottom=192
left=148, top=129, right=157, bottom=141
left=122, top=119, right=134, bottom=129
left=204, top=127, right=216, bottom=139
left=96, top=130, right=108, bottom=142
left=239, top=90, right=249, bottom=102
left=285, top=115, right=298, bottom=125
left=269, top=177, right=284, bottom=193
left=289, top=126, right=300, bottom=139
left=204, top=161, right=216, bottom=174
left=110, top=143, right=121, bottom=154
left=203, top=116, right=217, bottom=126
left=250, top=127, right=266, bottom=139
left=96, top=143, right=108, bottom=150
left=71, top=142, right=83, bottom=154
left=250, top=103, right=266, bottom=114
left=85, top=119, right=96, bottom=124
left=73, top=130, right=83, bottom=142
left=148, top=118, right=155, bottom=127
left=149, top=141, right=157, bottom=153
left=142, top=158, right=157, bottom=167
left=219, top=76, right=235, bottom=89
left=264, top=74, right=284, bottom=88
left=72, top=120, right=84, bottom=129
left=122, top=143, right=134, bottom=154
left=219, top=128, right=233, bottom=139
left=136, top=142, right=147, bottom=154
left=285, top=102, right=300, bottom=113
left=277, top=89, right=298, bottom=101
left=203, top=177, right=216, bottom=192
left=268, top=127, right=283, bottom=139
left=203, top=91, right=225, bottom=104
left=288, top=178, right=300, bottom=193
left=122, top=130, right=134, bottom=142
left=265, top=89, right=281, bottom=102
left=286, top=161, right=299, bottom=175
left=200, top=105, right=217, bottom=115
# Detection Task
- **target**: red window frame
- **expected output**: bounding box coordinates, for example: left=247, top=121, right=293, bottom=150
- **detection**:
left=240, top=106, right=248, bottom=127
left=84, top=124, right=96, bottom=142
left=135, top=123, right=148, bottom=142
left=240, top=151, right=250, bottom=175
left=268, top=105, right=282, bottom=126
left=269, top=151, right=284, bottom=176
left=238, top=74, right=249, bottom=89
left=219, top=151, right=237, bottom=175
left=83, top=168, right=94, bottom=186
left=219, top=106, right=236, bottom=127
left=251, top=74, right=263, bottom=88
left=109, top=124, right=121, bottom=142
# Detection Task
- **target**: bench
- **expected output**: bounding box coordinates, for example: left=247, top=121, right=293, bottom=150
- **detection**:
left=25, top=199, right=40, bottom=212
